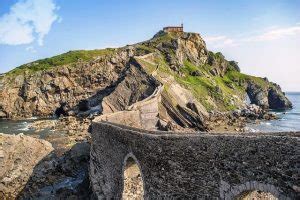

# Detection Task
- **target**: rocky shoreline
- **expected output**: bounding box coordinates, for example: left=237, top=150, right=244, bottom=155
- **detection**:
left=0, top=101, right=280, bottom=199
left=0, top=132, right=91, bottom=199
left=0, top=30, right=293, bottom=198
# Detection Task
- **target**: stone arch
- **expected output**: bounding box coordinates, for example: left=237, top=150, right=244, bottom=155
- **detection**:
left=122, top=153, right=145, bottom=200
left=221, top=181, right=291, bottom=200
left=236, top=190, right=278, bottom=200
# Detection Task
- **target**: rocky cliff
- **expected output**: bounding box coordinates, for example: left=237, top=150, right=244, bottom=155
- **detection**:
left=0, top=30, right=292, bottom=130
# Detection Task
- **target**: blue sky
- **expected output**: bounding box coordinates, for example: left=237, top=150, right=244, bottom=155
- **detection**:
left=0, top=0, right=300, bottom=91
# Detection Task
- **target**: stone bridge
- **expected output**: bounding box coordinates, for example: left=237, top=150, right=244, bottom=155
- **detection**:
left=90, top=121, right=299, bottom=199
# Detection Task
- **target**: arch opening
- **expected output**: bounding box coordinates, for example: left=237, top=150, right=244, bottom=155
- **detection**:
left=122, top=156, right=144, bottom=200
left=236, top=190, right=278, bottom=200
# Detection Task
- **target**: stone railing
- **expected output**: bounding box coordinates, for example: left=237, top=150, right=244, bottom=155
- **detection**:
left=90, top=121, right=299, bottom=199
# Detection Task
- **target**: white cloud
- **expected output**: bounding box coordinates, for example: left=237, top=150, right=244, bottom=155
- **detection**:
left=204, top=36, right=227, bottom=42
left=204, top=24, right=300, bottom=91
left=204, top=36, right=237, bottom=48
left=246, top=25, right=300, bottom=42
left=205, top=24, right=300, bottom=49
left=0, top=0, right=59, bottom=46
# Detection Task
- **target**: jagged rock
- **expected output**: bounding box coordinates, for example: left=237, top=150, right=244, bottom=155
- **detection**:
left=0, top=48, right=135, bottom=119
left=246, top=81, right=292, bottom=110
left=210, top=68, right=219, bottom=76
left=17, top=141, right=91, bottom=199
left=207, top=52, right=231, bottom=76
left=228, top=60, right=240, bottom=72
left=0, top=29, right=292, bottom=131
left=100, top=59, right=159, bottom=114
left=268, top=86, right=292, bottom=109
left=262, top=112, right=277, bottom=120
left=189, top=70, right=202, bottom=76
left=177, top=105, right=206, bottom=131
left=152, top=32, right=208, bottom=71
left=0, top=133, right=54, bottom=198
left=246, top=82, right=269, bottom=109
left=0, top=28, right=294, bottom=199
left=0, top=111, right=6, bottom=118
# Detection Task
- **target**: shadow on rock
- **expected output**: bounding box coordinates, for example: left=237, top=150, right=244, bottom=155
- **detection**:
left=17, top=142, right=92, bottom=200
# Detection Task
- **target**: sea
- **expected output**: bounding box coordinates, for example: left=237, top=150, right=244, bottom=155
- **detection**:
left=0, top=117, right=57, bottom=138
left=0, top=93, right=299, bottom=134
left=245, top=92, right=300, bottom=132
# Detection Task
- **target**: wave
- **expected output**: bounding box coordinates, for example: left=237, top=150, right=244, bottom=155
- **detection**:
left=287, top=112, right=300, bottom=116
left=244, top=127, right=259, bottom=132
left=27, top=117, right=38, bottom=120
left=17, top=127, right=30, bottom=131
left=279, top=118, right=287, bottom=121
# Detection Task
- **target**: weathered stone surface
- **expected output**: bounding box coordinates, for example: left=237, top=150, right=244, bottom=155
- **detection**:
left=95, top=84, right=162, bottom=130
left=0, top=29, right=293, bottom=132
left=268, top=85, right=292, bottom=109
left=246, top=81, right=292, bottom=109
left=0, top=47, right=136, bottom=119
left=246, top=82, right=269, bottom=109
left=17, top=141, right=92, bottom=199
left=153, top=31, right=208, bottom=72
left=90, top=121, right=299, bottom=199
left=0, top=133, right=53, bottom=198
left=189, top=70, right=202, bottom=76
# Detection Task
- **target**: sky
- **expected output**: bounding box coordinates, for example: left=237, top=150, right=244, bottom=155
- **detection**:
left=0, top=0, right=300, bottom=91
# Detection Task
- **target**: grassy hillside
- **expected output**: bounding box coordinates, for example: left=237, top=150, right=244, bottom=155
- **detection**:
left=1, top=31, right=272, bottom=112
left=5, top=49, right=115, bottom=77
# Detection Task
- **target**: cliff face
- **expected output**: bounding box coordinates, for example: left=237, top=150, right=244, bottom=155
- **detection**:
left=0, top=48, right=157, bottom=119
left=0, top=30, right=292, bottom=130
left=247, top=81, right=292, bottom=109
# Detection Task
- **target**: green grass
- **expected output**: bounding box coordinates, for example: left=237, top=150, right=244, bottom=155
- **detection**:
left=175, top=60, right=247, bottom=111
left=5, top=48, right=115, bottom=77
left=148, top=32, right=174, bottom=47
left=135, top=58, right=157, bottom=74
left=181, top=60, right=199, bottom=74
left=137, top=50, right=269, bottom=112
left=175, top=61, right=218, bottom=110
left=225, top=70, right=268, bottom=89
left=135, top=44, right=155, bottom=55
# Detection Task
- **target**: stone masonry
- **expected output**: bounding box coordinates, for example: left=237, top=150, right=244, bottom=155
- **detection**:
left=90, top=121, right=299, bottom=199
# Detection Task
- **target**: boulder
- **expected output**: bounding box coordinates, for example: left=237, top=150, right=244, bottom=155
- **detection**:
left=0, top=133, right=53, bottom=198
left=210, top=68, right=219, bottom=76
left=228, top=60, right=240, bottom=72
left=246, top=81, right=292, bottom=110
left=246, top=83, right=269, bottom=109
left=268, top=87, right=292, bottom=109
left=0, top=111, right=7, bottom=118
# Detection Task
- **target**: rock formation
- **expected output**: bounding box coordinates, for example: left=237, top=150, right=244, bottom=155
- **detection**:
left=0, top=28, right=295, bottom=199
left=0, top=30, right=292, bottom=131
left=246, top=81, right=292, bottom=109
left=0, top=133, right=53, bottom=198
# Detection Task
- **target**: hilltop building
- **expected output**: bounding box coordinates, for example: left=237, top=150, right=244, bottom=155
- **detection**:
left=163, top=24, right=183, bottom=33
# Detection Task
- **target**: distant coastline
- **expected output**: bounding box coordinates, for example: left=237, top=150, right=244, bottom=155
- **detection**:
left=246, top=92, right=300, bottom=132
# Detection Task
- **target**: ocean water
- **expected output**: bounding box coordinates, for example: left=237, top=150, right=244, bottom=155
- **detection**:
left=0, top=93, right=299, bottom=134
left=0, top=118, right=36, bottom=135
left=246, top=92, right=300, bottom=132
left=0, top=118, right=58, bottom=139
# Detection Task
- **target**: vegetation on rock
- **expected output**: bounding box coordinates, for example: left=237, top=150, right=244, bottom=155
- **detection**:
left=0, top=30, right=292, bottom=125
left=5, top=49, right=115, bottom=77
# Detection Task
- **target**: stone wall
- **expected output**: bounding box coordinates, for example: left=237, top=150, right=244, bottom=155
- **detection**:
left=90, top=121, right=299, bottom=199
